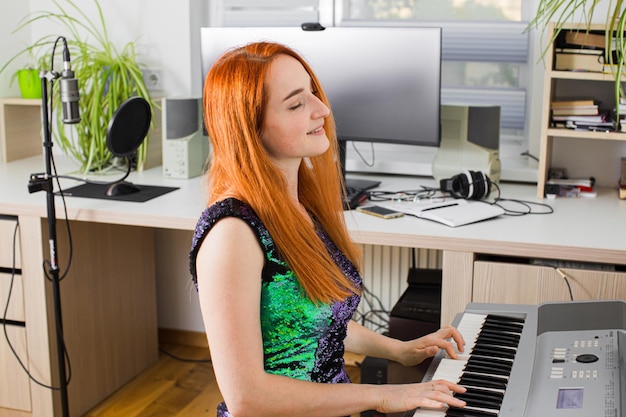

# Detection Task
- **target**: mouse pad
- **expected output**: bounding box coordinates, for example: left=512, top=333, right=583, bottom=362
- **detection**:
left=59, top=183, right=179, bottom=202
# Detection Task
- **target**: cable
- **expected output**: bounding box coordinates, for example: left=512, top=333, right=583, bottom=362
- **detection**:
left=555, top=268, right=575, bottom=301
left=158, top=347, right=212, bottom=363
left=490, top=182, right=554, bottom=216
left=351, top=141, right=375, bottom=167
left=368, top=181, right=554, bottom=217
left=2, top=220, right=67, bottom=390
left=354, top=284, right=390, bottom=334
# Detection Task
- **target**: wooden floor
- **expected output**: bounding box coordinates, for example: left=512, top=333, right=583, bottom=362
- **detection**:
left=84, top=344, right=363, bottom=417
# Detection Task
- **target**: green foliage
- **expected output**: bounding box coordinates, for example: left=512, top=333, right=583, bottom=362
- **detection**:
left=2, top=0, right=156, bottom=174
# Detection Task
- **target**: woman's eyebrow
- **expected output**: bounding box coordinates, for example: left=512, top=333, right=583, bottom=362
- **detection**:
left=282, top=87, right=304, bottom=102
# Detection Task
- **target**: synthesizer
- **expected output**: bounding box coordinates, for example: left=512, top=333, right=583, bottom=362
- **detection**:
left=405, top=300, right=625, bottom=417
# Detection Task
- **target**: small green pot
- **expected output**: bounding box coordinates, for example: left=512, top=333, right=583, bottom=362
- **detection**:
left=17, top=69, right=42, bottom=98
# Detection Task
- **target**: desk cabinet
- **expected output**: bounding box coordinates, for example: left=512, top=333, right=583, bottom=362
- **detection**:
left=0, top=216, right=32, bottom=414
left=0, top=215, right=160, bottom=417
left=473, top=260, right=626, bottom=304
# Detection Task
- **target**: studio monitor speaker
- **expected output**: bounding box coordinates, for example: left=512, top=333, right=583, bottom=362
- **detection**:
left=162, top=98, right=209, bottom=179
left=432, top=104, right=501, bottom=184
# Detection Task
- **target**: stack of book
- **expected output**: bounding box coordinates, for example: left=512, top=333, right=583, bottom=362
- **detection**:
left=553, top=30, right=608, bottom=73
left=546, top=177, right=596, bottom=198
left=550, top=99, right=615, bottom=131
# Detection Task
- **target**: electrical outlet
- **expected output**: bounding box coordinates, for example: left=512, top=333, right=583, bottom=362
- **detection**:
left=143, top=69, right=162, bottom=91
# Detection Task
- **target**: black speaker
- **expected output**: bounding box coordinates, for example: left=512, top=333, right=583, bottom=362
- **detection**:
left=388, top=268, right=442, bottom=385
left=439, top=170, right=492, bottom=200
left=360, top=356, right=388, bottom=417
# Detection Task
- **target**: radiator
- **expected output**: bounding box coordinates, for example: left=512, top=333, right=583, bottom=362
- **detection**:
left=356, top=245, right=442, bottom=331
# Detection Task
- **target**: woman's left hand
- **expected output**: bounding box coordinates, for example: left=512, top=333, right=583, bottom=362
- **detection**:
left=394, top=325, right=465, bottom=366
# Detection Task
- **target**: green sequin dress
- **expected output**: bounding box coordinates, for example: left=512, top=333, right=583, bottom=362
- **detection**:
left=190, top=198, right=362, bottom=416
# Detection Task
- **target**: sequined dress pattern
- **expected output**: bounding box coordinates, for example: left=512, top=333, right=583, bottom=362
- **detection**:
left=189, top=198, right=362, bottom=416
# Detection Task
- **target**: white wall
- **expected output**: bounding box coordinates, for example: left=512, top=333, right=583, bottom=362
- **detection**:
left=0, top=1, right=32, bottom=97
left=2, top=0, right=205, bottom=98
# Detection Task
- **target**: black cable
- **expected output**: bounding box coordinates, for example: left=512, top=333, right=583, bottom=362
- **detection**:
left=2, top=220, right=66, bottom=390
left=351, top=141, right=375, bottom=167
left=368, top=181, right=554, bottom=217
left=355, top=284, right=390, bottom=333
left=158, top=347, right=212, bottom=363
left=520, top=150, right=539, bottom=162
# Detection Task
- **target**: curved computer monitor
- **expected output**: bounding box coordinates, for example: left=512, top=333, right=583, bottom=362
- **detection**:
left=200, top=26, right=441, bottom=148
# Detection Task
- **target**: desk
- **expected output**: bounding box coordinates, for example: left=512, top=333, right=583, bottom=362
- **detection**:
left=2, top=155, right=626, bottom=416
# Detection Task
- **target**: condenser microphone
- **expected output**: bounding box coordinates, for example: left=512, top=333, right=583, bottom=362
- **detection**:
left=59, top=45, right=80, bottom=124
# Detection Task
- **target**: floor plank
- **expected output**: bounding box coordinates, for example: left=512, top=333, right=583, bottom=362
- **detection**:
left=85, top=344, right=363, bottom=417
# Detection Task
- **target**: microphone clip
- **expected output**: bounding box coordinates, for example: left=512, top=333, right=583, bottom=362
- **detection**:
left=28, top=172, right=53, bottom=194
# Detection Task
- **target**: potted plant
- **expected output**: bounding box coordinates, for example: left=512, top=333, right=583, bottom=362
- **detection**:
left=528, top=1, right=626, bottom=122
left=0, top=0, right=157, bottom=174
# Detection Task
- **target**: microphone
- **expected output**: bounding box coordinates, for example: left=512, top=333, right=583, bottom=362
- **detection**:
left=59, top=44, right=80, bottom=124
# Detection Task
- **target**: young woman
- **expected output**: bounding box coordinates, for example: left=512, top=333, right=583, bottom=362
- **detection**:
left=190, top=41, right=467, bottom=417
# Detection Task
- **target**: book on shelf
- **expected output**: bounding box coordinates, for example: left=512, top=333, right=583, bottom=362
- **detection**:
left=564, top=31, right=606, bottom=49
left=554, top=51, right=604, bottom=72
left=551, top=99, right=596, bottom=108
left=551, top=105, right=599, bottom=116
left=555, top=47, right=603, bottom=55
left=552, top=113, right=608, bottom=123
left=547, top=177, right=596, bottom=198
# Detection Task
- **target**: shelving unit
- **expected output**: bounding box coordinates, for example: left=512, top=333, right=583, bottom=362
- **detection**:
left=0, top=98, right=43, bottom=163
left=537, top=23, right=626, bottom=198
left=0, top=97, right=163, bottom=169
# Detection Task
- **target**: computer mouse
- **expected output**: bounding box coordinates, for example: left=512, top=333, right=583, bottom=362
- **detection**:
left=105, top=181, right=140, bottom=197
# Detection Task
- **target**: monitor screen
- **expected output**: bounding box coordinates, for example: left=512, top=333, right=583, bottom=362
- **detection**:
left=200, top=26, right=442, bottom=148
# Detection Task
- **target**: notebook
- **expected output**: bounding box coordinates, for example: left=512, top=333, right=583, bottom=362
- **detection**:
left=381, top=199, right=504, bottom=227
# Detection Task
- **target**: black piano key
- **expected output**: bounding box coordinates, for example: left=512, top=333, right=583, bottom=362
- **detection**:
left=463, top=387, right=504, bottom=401
left=475, top=334, right=520, bottom=348
left=466, top=358, right=513, bottom=376
left=470, top=345, right=517, bottom=360
left=468, top=356, right=513, bottom=370
left=483, top=316, right=524, bottom=329
left=485, top=314, right=525, bottom=324
left=463, top=362, right=510, bottom=376
left=445, top=407, right=499, bottom=417
left=453, top=394, right=501, bottom=410
left=474, top=331, right=520, bottom=347
left=459, top=373, right=508, bottom=390
left=478, top=327, right=521, bottom=339
left=481, top=321, right=523, bottom=334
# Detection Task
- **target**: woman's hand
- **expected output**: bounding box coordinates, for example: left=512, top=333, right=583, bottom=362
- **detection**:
left=393, top=325, right=465, bottom=367
left=375, top=379, right=466, bottom=414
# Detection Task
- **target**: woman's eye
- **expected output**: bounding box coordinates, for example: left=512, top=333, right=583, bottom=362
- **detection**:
left=289, top=102, right=303, bottom=111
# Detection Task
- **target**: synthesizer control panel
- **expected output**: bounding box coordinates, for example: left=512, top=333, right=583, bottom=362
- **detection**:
left=525, top=329, right=624, bottom=417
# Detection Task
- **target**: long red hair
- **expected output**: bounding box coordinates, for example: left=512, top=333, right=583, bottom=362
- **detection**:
left=203, top=41, right=362, bottom=303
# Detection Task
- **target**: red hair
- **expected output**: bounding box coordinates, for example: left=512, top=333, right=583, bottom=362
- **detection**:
left=203, top=41, right=361, bottom=303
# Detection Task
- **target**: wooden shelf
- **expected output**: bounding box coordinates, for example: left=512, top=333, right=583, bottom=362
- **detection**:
left=0, top=97, right=163, bottom=170
left=546, top=127, right=626, bottom=141
left=537, top=23, right=626, bottom=198
left=549, top=70, right=621, bottom=81
left=0, top=98, right=43, bottom=163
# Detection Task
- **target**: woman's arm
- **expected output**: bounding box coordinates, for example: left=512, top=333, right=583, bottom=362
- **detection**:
left=196, top=218, right=465, bottom=417
left=345, top=320, right=465, bottom=366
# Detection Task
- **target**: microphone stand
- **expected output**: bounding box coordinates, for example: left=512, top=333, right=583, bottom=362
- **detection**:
left=28, top=69, right=71, bottom=417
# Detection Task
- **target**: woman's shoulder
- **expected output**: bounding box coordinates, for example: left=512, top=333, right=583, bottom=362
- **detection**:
left=190, top=198, right=271, bottom=280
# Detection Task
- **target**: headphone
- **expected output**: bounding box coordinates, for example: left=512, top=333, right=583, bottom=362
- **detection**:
left=439, top=170, right=492, bottom=200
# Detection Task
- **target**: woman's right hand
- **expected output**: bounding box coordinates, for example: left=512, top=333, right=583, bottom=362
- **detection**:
left=374, top=379, right=466, bottom=414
